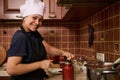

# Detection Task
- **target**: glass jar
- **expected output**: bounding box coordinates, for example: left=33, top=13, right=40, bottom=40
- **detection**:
left=62, top=61, right=74, bottom=80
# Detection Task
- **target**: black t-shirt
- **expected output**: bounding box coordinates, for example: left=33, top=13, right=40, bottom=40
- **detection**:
left=8, top=30, right=47, bottom=80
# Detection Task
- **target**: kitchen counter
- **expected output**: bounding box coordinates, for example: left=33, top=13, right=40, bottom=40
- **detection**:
left=0, top=63, right=87, bottom=80
left=0, top=63, right=10, bottom=77
left=0, top=71, right=9, bottom=77
left=45, top=72, right=87, bottom=80
left=0, top=71, right=87, bottom=80
left=0, top=71, right=10, bottom=80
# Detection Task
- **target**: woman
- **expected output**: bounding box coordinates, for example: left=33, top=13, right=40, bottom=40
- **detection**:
left=7, top=0, right=74, bottom=80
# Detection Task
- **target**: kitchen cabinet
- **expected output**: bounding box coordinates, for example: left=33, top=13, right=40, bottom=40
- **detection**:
left=0, top=0, right=68, bottom=20
left=43, top=0, right=62, bottom=19
left=0, top=0, right=25, bottom=20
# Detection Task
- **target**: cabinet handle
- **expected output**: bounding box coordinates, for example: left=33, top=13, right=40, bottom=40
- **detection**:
left=16, top=15, right=23, bottom=18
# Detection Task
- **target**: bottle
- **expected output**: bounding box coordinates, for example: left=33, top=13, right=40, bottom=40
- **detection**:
left=62, top=61, right=74, bottom=80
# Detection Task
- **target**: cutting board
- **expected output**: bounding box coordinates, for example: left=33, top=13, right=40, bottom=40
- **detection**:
left=0, top=46, right=6, bottom=66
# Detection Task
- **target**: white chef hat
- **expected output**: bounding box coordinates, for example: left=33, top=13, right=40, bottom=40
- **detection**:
left=20, top=0, right=45, bottom=17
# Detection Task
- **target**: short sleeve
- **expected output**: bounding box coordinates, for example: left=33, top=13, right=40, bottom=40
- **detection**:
left=8, top=30, right=28, bottom=57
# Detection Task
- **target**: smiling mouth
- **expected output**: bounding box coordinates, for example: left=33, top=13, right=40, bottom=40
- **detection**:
left=32, top=24, right=38, bottom=28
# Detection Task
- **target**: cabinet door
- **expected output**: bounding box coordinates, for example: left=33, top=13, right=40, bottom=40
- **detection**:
left=43, top=0, right=70, bottom=19
left=0, top=0, right=25, bottom=19
left=43, top=0, right=62, bottom=19
left=0, top=0, right=63, bottom=20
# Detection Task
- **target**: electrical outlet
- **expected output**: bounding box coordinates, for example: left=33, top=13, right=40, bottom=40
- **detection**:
left=96, top=53, right=105, bottom=62
left=100, top=53, right=105, bottom=62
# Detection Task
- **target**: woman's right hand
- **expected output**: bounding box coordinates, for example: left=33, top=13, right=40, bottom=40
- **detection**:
left=38, top=60, right=53, bottom=70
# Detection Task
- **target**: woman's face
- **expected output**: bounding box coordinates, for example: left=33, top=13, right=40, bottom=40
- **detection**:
left=22, top=14, right=43, bottom=32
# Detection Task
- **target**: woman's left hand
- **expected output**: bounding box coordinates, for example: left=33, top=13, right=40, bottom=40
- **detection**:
left=62, top=51, right=74, bottom=60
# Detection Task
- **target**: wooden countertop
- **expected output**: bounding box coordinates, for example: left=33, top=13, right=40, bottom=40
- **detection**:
left=0, top=71, right=87, bottom=80
left=45, top=72, right=87, bottom=80
left=0, top=71, right=10, bottom=77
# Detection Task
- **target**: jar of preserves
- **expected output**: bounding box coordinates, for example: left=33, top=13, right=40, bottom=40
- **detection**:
left=62, top=61, right=74, bottom=80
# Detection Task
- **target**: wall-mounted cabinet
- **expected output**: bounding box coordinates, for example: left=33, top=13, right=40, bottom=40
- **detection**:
left=43, top=0, right=62, bottom=19
left=0, top=0, right=69, bottom=20
left=0, top=0, right=25, bottom=20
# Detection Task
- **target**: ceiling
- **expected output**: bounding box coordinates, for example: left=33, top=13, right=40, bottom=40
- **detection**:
left=57, top=0, right=119, bottom=21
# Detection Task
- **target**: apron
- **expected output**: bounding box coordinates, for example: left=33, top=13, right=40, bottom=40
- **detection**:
left=11, top=27, right=47, bottom=80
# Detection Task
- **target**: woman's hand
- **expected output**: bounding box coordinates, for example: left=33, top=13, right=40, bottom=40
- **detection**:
left=62, top=51, right=74, bottom=60
left=39, top=60, right=53, bottom=70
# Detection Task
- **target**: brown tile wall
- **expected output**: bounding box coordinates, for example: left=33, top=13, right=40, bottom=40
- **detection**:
left=79, top=1, right=120, bottom=62
left=0, top=21, right=80, bottom=56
